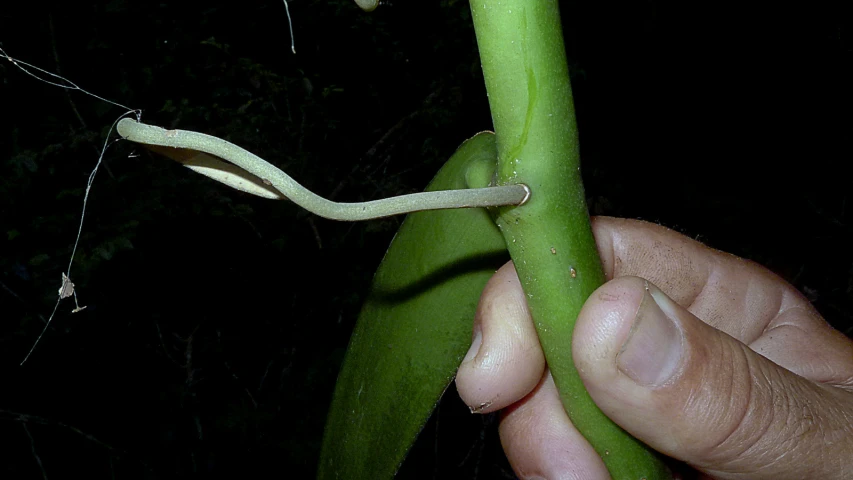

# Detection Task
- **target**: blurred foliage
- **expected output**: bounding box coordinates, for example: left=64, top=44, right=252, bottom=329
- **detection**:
left=1, top=0, right=851, bottom=478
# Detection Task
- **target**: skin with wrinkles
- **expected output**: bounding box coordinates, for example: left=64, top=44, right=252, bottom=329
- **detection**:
left=458, top=217, right=853, bottom=479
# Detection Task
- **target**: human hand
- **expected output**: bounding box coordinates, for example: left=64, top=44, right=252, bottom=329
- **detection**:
left=456, top=217, right=853, bottom=479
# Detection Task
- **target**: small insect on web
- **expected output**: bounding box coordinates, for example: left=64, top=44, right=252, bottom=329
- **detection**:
left=20, top=272, right=90, bottom=365
left=2, top=46, right=140, bottom=364
left=58, top=273, right=87, bottom=313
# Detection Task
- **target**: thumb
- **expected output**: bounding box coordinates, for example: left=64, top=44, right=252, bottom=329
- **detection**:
left=573, top=276, right=853, bottom=480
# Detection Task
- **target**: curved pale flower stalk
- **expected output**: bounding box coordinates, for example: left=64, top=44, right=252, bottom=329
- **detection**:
left=117, top=118, right=528, bottom=221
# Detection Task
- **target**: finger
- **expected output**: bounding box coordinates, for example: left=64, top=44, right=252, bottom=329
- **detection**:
left=591, top=216, right=853, bottom=386
left=573, top=276, right=853, bottom=479
left=456, top=262, right=546, bottom=413
left=499, top=371, right=610, bottom=480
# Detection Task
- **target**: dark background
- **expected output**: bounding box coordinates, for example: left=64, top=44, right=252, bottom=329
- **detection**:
left=1, top=0, right=851, bottom=478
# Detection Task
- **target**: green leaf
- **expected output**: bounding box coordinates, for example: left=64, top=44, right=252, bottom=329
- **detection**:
left=318, top=132, right=507, bottom=479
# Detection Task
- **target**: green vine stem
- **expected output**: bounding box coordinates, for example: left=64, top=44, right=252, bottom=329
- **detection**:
left=471, top=0, right=670, bottom=478
left=116, top=118, right=529, bottom=221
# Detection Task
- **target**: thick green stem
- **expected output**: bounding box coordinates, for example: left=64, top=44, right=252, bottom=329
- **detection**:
left=471, top=0, right=669, bottom=478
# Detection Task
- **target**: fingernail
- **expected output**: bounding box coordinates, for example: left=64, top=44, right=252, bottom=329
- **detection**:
left=463, top=328, right=483, bottom=363
left=617, top=285, right=683, bottom=387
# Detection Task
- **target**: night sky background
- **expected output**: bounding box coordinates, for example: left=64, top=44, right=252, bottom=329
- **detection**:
left=1, top=0, right=851, bottom=478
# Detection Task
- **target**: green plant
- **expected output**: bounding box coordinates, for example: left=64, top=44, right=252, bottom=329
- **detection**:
left=119, top=0, right=668, bottom=478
